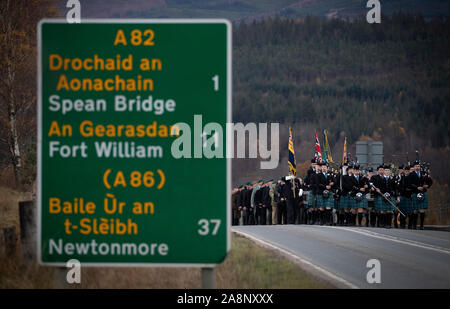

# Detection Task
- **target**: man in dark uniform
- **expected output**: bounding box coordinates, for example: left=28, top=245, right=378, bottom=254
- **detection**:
left=254, top=180, right=264, bottom=225
left=232, top=185, right=243, bottom=226
left=295, top=177, right=306, bottom=224
left=239, top=182, right=251, bottom=225
left=304, top=159, right=317, bottom=224
left=246, top=182, right=255, bottom=225
left=353, top=165, right=369, bottom=226
left=386, top=165, right=400, bottom=228
left=314, top=162, right=335, bottom=225
left=264, top=179, right=274, bottom=225
left=371, top=165, right=385, bottom=227
left=348, top=164, right=360, bottom=226
left=335, top=163, right=346, bottom=226
left=277, top=178, right=287, bottom=224
left=251, top=180, right=263, bottom=225
left=398, top=165, right=413, bottom=229
left=272, top=178, right=282, bottom=224
left=311, top=161, right=323, bottom=224
left=408, top=161, right=433, bottom=229
left=311, top=162, right=321, bottom=224
left=367, top=167, right=376, bottom=227
left=282, top=175, right=296, bottom=224
left=373, top=164, right=397, bottom=228
left=342, top=164, right=356, bottom=226
left=392, top=166, right=403, bottom=228
left=259, top=180, right=272, bottom=225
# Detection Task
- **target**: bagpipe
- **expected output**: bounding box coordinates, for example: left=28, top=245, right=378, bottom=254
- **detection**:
left=369, top=182, right=406, bottom=217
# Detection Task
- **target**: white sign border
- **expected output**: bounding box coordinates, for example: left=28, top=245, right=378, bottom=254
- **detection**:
left=37, top=18, right=232, bottom=267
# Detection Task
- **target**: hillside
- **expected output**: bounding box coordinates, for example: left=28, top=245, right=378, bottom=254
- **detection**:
left=61, top=0, right=450, bottom=20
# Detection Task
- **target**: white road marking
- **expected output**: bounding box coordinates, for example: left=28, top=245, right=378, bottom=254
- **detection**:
left=323, top=226, right=450, bottom=255
left=232, top=228, right=359, bottom=289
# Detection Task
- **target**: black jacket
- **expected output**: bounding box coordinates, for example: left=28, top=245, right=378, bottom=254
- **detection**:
left=281, top=179, right=295, bottom=200
left=407, top=171, right=433, bottom=194
left=274, top=183, right=282, bottom=203
left=305, top=168, right=316, bottom=190
left=262, top=186, right=271, bottom=206
left=254, top=187, right=263, bottom=206
left=313, top=172, right=334, bottom=195
left=399, top=174, right=412, bottom=198
left=354, top=175, right=369, bottom=194
left=372, top=175, right=397, bottom=196
left=237, top=189, right=244, bottom=206
left=244, top=188, right=252, bottom=207
left=342, top=174, right=357, bottom=196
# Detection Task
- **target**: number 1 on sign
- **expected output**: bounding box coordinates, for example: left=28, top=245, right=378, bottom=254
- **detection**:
left=212, top=75, right=219, bottom=91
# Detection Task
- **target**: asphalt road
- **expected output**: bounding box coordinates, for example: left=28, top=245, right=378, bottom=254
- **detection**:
left=232, top=225, right=450, bottom=289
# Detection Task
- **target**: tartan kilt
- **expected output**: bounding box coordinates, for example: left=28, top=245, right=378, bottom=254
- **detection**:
left=354, top=195, right=368, bottom=209
left=374, top=196, right=384, bottom=211
left=339, top=196, right=351, bottom=210
left=374, top=195, right=396, bottom=212
left=412, top=192, right=429, bottom=210
left=347, top=196, right=356, bottom=209
left=305, top=191, right=313, bottom=209
left=334, top=200, right=339, bottom=210
left=399, top=196, right=413, bottom=215
left=316, top=194, right=335, bottom=208
left=313, top=194, right=320, bottom=209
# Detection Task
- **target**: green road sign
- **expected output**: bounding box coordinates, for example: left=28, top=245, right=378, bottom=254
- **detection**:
left=38, top=19, right=231, bottom=266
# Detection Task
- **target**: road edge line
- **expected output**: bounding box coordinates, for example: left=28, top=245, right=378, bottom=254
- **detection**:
left=232, top=229, right=359, bottom=289
left=325, top=226, right=450, bottom=255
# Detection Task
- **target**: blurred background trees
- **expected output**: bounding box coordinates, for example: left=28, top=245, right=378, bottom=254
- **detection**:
left=232, top=14, right=450, bottom=186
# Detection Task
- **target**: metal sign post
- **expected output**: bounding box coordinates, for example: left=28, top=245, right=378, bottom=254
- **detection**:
left=201, top=267, right=216, bottom=289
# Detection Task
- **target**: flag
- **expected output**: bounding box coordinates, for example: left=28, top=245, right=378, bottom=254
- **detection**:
left=397, top=212, right=401, bottom=226
left=322, top=132, right=328, bottom=164
left=315, top=130, right=322, bottom=161
left=288, top=126, right=297, bottom=176
left=342, top=136, right=347, bottom=164
left=323, top=130, right=333, bottom=163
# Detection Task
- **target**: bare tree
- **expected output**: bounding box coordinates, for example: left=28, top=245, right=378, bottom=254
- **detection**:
left=0, top=0, right=58, bottom=187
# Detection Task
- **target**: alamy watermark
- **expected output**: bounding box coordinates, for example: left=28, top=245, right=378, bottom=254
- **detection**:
left=66, top=259, right=81, bottom=284
left=171, top=117, right=280, bottom=170
left=366, top=259, right=381, bottom=284
left=66, top=0, right=81, bottom=23
left=366, top=0, right=381, bottom=24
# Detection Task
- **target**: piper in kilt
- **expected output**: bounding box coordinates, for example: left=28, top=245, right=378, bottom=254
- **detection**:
left=398, top=165, right=413, bottom=228
left=310, top=160, right=323, bottom=224
left=342, top=164, right=356, bottom=226
left=372, top=164, right=398, bottom=228
left=366, top=168, right=377, bottom=227
left=314, top=162, right=335, bottom=225
left=408, top=160, right=433, bottom=230
left=371, top=165, right=385, bottom=227
left=353, top=165, right=369, bottom=226
left=335, top=163, right=346, bottom=225
left=348, top=165, right=359, bottom=226
left=304, top=159, right=317, bottom=224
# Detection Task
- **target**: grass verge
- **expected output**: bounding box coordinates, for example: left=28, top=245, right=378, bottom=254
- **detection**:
left=0, top=234, right=331, bottom=288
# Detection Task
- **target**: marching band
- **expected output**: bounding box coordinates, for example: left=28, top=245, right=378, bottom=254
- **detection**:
left=232, top=159, right=432, bottom=229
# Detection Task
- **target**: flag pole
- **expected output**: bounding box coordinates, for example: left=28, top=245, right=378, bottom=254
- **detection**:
left=288, top=126, right=297, bottom=198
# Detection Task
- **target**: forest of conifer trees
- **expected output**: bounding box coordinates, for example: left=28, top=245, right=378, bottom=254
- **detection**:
left=233, top=14, right=449, bottom=147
